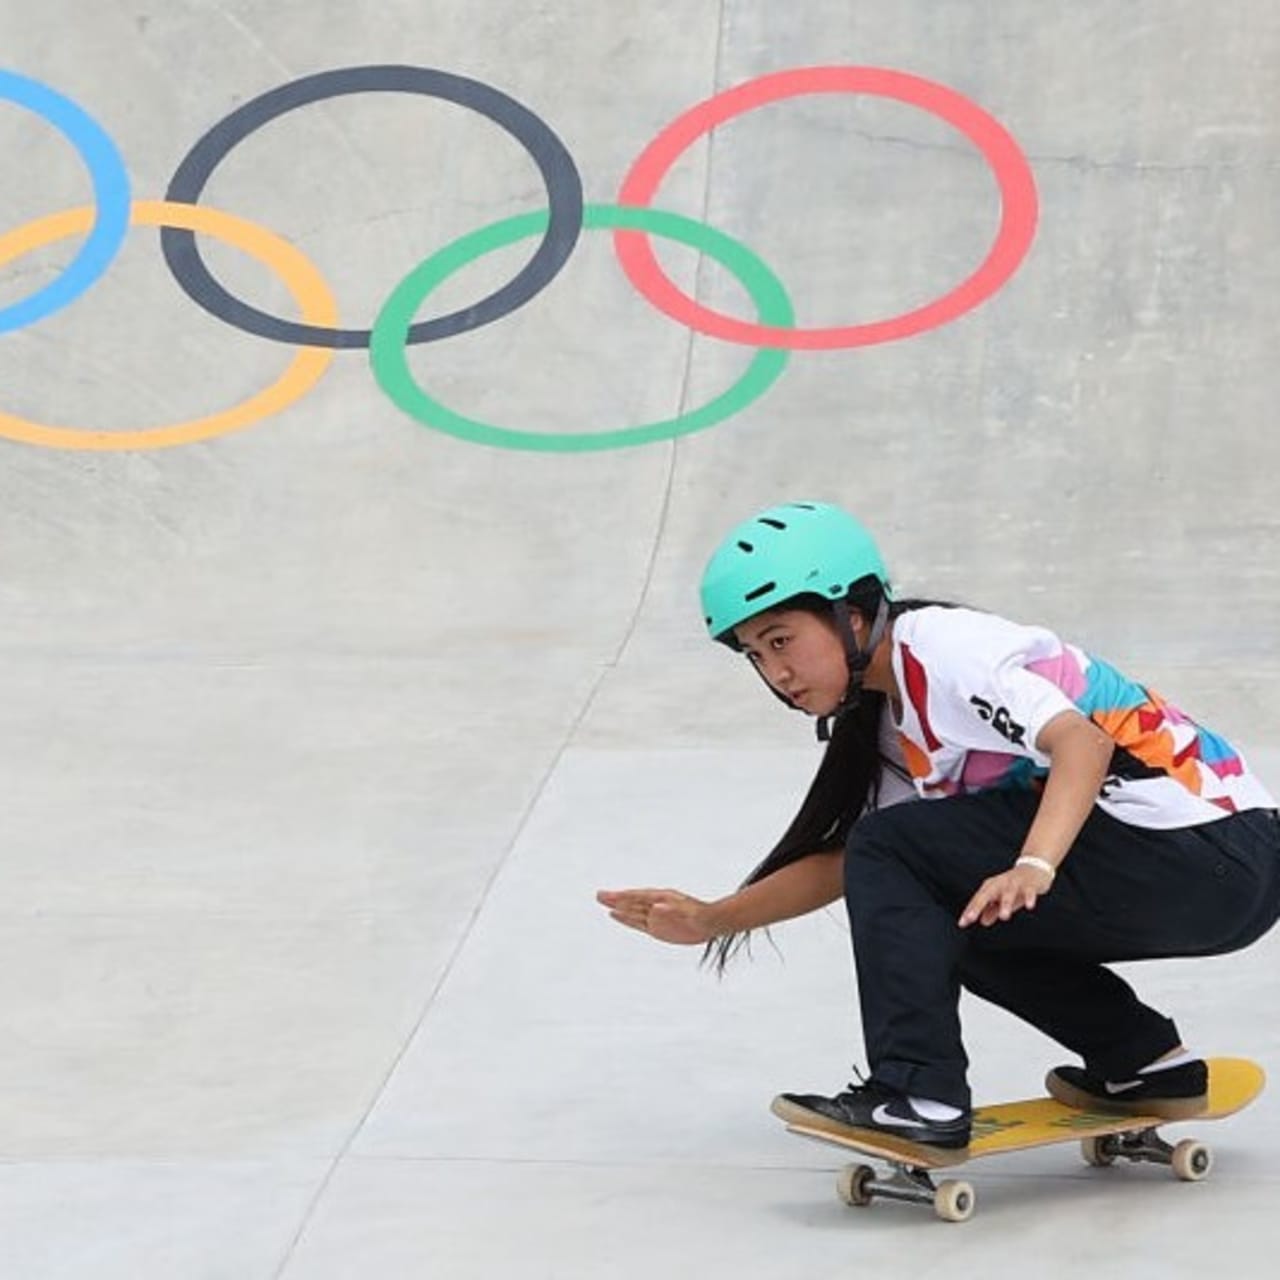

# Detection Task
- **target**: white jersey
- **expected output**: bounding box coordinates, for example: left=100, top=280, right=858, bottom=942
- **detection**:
left=889, top=607, right=1276, bottom=830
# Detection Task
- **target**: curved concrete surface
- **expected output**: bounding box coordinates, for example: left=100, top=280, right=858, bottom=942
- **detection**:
left=1, top=2, right=1278, bottom=1275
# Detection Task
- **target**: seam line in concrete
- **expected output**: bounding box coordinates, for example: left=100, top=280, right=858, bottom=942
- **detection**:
left=269, top=663, right=610, bottom=1278
left=611, top=0, right=727, bottom=673
left=849, top=127, right=1275, bottom=176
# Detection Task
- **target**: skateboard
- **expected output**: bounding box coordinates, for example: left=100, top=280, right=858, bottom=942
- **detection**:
left=773, top=1056, right=1264, bottom=1222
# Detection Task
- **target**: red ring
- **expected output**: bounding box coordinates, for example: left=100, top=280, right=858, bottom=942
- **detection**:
left=615, top=66, right=1039, bottom=351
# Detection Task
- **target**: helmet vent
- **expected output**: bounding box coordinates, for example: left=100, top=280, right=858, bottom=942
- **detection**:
left=759, top=517, right=786, bottom=530
left=737, top=540, right=754, bottom=553
left=744, top=581, right=776, bottom=602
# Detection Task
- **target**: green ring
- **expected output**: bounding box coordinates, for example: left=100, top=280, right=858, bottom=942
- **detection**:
left=369, top=203, right=793, bottom=452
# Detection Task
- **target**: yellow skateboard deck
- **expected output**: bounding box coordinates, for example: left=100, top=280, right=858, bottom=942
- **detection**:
left=775, top=1057, right=1264, bottom=1221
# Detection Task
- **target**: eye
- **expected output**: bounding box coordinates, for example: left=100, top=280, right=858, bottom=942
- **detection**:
left=769, top=635, right=789, bottom=651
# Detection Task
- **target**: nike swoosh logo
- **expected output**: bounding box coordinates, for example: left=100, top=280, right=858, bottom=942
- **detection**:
left=1104, top=1079, right=1144, bottom=1095
left=871, top=1103, right=928, bottom=1128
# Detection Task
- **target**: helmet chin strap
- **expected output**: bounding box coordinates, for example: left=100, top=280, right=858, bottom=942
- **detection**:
left=815, top=595, right=890, bottom=742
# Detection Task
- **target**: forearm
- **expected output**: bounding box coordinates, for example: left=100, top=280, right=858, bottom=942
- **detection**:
left=1023, top=714, right=1114, bottom=867
left=706, top=850, right=844, bottom=934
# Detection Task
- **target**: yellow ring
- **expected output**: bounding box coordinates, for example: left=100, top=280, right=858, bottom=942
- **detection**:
left=0, top=199, right=337, bottom=450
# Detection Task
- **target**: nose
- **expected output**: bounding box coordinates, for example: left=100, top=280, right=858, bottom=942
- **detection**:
left=759, top=652, right=793, bottom=691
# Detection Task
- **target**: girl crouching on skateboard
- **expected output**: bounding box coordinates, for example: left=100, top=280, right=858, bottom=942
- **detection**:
left=597, top=501, right=1280, bottom=1149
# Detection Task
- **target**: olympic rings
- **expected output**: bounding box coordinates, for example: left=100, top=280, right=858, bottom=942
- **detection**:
left=0, top=70, right=131, bottom=335
left=0, top=201, right=336, bottom=450
left=0, top=63, right=1039, bottom=452
left=161, top=65, right=584, bottom=350
left=615, top=66, right=1039, bottom=350
left=370, top=204, right=793, bottom=452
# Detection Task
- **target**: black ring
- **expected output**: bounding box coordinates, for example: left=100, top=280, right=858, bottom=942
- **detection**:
left=161, top=65, right=584, bottom=350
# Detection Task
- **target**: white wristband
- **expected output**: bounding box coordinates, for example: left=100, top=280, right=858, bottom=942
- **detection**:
left=1015, top=855, right=1056, bottom=880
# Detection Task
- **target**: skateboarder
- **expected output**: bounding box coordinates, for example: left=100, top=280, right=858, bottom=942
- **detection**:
left=597, top=501, right=1280, bottom=1149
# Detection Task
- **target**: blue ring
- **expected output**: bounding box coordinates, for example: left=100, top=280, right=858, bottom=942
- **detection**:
left=0, top=70, right=131, bottom=334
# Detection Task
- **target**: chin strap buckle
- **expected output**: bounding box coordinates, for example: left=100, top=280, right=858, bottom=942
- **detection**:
left=815, top=595, right=890, bottom=742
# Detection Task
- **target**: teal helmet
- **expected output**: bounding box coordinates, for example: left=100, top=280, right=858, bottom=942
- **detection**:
left=700, top=501, right=890, bottom=646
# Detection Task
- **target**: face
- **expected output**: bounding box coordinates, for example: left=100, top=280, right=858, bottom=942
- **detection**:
left=732, top=608, right=850, bottom=716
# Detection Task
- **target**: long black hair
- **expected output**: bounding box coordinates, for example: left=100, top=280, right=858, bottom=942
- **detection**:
left=702, top=594, right=953, bottom=975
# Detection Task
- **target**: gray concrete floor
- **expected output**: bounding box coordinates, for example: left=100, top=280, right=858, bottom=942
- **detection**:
left=1, top=1, right=1278, bottom=1275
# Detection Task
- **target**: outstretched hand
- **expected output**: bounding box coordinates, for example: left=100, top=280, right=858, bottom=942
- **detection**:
left=596, top=887, right=717, bottom=946
left=959, top=863, right=1053, bottom=929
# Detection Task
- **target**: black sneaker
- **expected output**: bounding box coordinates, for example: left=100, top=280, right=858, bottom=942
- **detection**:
left=1045, top=1059, right=1209, bottom=1120
left=771, top=1080, right=971, bottom=1150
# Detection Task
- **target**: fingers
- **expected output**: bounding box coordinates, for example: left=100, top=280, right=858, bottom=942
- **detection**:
left=598, top=889, right=664, bottom=914
left=601, top=895, right=652, bottom=932
left=609, top=909, right=652, bottom=933
left=597, top=889, right=668, bottom=908
left=596, top=888, right=672, bottom=934
left=958, top=885, right=990, bottom=928
left=959, top=875, right=1043, bottom=928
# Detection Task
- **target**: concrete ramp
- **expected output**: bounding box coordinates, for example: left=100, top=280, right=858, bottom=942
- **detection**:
left=1, top=3, right=1277, bottom=1275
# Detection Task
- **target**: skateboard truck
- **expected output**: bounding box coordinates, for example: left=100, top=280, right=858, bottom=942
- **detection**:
left=837, top=1160, right=976, bottom=1223
left=1081, top=1126, right=1213, bottom=1180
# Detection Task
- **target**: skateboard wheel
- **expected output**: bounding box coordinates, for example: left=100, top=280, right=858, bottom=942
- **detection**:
left=1171, top=1140, right=1213, bottom=1182
left=934, top=1179, right=976, bottom=1223
left=1081, top=1136, right=1117, bottom=1168
left=836, top=1163, right=875, bottom=1207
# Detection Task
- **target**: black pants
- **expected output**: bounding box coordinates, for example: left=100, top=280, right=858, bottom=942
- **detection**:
left=843, top=791, right=1280, bottom=1109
